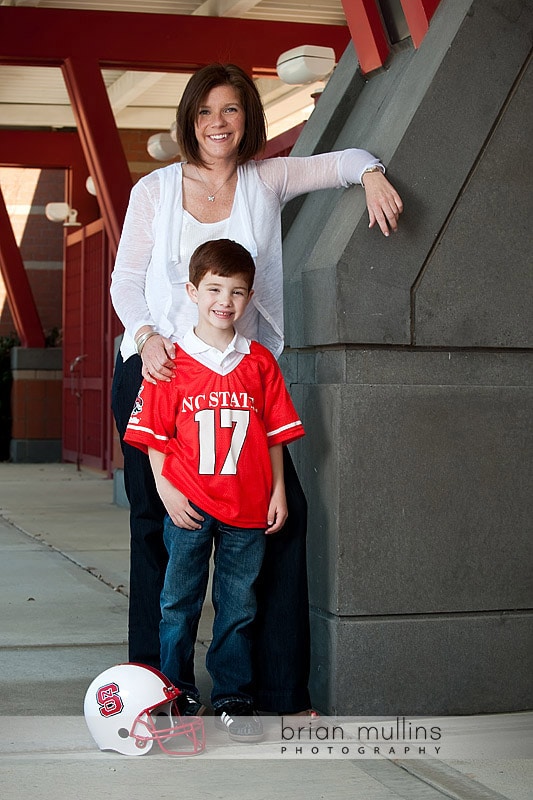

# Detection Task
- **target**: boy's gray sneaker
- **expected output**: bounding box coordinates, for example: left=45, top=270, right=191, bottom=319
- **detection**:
left=214, top=701, right=264, bottom=742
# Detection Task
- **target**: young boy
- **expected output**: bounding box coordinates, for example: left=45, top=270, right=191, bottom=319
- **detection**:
left=124, top=239, right=305, bottom=743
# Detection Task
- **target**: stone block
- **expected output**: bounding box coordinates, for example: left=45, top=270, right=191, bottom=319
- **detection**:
left=414, top=55, right=533, bottom=347
left=11, top=346, right=62, bottom=371
left=113, top=467, right=129, bottom=509
left=10, top=438, right=61, bottom=463
left=299, top=352, right=533, bottom=617
left=310, top=610, right=533, bottom=715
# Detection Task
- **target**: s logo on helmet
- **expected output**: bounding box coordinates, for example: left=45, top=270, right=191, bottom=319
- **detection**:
left=96, top=682, right=124, bottom=717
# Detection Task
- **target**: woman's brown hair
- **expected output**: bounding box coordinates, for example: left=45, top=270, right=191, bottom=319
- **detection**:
left=176, top=63, right=267, bottom=166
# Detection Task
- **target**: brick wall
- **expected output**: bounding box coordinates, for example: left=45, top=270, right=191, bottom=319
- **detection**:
left=119, top=128, right=178, bottom=184
left=9, top=347, right=63, bottom=462
left=0, top=131, right=176, bottom=342
left=0, top=166, right=65, bottom=341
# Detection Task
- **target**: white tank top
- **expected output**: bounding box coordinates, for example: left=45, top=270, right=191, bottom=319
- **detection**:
left=178, top=210, right=230, bottom=269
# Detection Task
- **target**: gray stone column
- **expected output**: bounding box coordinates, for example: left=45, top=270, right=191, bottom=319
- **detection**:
left=282, top=0, right=533, bottom=713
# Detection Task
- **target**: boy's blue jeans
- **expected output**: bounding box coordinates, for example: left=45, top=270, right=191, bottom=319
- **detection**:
left=112, top=351, right=311, bottom=713
left=160, top=507, right=266, bottom=708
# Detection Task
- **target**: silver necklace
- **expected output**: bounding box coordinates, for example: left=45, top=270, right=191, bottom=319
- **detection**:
left=196, top=166, right=236, bottom=202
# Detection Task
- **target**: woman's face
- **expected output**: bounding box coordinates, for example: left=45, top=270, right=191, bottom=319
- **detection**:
left=194, top=84, right=245, bottom=165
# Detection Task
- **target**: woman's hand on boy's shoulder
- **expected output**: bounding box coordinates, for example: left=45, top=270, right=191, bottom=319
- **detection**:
left=141, top=335, right=176, bottom=384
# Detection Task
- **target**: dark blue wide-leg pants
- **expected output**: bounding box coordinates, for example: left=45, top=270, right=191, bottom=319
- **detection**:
left=111, top=350, right=311, bottom=712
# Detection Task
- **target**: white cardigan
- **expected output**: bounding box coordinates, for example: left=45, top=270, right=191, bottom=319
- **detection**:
left=110, top=150, right=382, bottom=361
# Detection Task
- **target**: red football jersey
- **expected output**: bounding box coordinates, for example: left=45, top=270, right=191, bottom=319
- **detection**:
left=124, top=341, right=304, bottom=528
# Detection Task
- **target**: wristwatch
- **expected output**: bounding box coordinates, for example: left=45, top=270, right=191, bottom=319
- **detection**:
left=361, top=165, right=383, bottom=188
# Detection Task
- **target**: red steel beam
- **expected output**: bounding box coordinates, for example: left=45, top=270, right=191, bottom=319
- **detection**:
left=0, top=8, right=351, bottom=74
left=0, top=186, right=45, bottom=348
left=262, top=123, right=306, bottom=159
left=341, top=0, right=390, bottom=74
left=61, top=56, right=132, bottom=254
left=0, top=129, right=84, bottom=169
left=400, top=0, right=442, bottom=48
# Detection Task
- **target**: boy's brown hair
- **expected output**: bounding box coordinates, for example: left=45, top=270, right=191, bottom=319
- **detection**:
left=189, top=239, right=255, bottom=290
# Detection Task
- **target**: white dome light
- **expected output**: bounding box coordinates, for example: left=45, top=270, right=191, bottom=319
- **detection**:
left=276, top=45, right=336, bottom=85
left=147, top=132, right=180, bottom=161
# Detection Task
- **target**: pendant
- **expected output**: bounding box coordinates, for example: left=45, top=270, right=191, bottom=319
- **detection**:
left=207, top=195, right=215, bottom=202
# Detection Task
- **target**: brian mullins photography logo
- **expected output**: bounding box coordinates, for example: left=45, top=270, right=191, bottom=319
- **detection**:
left=280, top=716, right=442, bottom=757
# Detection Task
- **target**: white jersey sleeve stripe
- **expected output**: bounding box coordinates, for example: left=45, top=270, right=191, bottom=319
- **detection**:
left=126, top=424, right=169, bottom=443
left=266, top=420, right=303, bottom=438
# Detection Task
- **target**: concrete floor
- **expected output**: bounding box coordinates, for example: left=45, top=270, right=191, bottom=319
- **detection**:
left=0, top=463, right=531, bottom=800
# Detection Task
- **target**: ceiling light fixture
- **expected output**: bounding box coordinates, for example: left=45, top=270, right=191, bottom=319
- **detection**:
left=45, top=202, right=81, bottom=227
left=146, top=132, right=180, bottom=162
left=86, top=176, right=97, bottom=196
left=276, top=45, right=336, bottom=85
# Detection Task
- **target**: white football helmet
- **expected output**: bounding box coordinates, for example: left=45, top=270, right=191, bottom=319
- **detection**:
left=84, top=663, right=205, bottom=756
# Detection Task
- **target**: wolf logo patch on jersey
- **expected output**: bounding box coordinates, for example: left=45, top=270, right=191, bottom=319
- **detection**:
left=131, top=384, right=145, bottom=415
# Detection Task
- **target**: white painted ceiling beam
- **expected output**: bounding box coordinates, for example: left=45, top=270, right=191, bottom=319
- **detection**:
left=107, top=71, right=168, bottom=114
left=0, top=104, right=75, bottom=127
left=113, top=106, right=179, bottom=129
left=193, top=0, right=262, bottom=17
left=263, top=82, right=322, bottom=123
left=0, top=103, right=180, bottom=130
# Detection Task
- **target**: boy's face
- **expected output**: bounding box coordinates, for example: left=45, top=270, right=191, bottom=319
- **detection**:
left=186, top=271, right=253, bottom=333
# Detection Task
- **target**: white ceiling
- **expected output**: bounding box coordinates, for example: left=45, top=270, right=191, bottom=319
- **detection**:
left=0, top=0, right=348, bottom=142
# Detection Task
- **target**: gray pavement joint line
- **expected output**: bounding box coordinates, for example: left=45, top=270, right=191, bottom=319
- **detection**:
left=0, top=513, right=128, bottom=598
left=349, top=756, right=460, bottom=800
left=391, top=758, right=512, bottom=800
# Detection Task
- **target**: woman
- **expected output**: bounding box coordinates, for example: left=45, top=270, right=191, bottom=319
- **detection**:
left=111, top=63, right=402, bottom=715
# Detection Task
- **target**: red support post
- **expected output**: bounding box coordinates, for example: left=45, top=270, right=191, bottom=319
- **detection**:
left=0, top=187, right=45, bottom=348
left=262, top=123, right=306, bottom=159
left=341, top=0, right=390, bottom=74
left=400, top=0, right=442, bottom=48
left=61, top=56, right=132, bottom=256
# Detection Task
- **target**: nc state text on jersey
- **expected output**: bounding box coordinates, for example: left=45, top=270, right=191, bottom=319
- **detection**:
left=181, top=391, right=256, bottom=413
